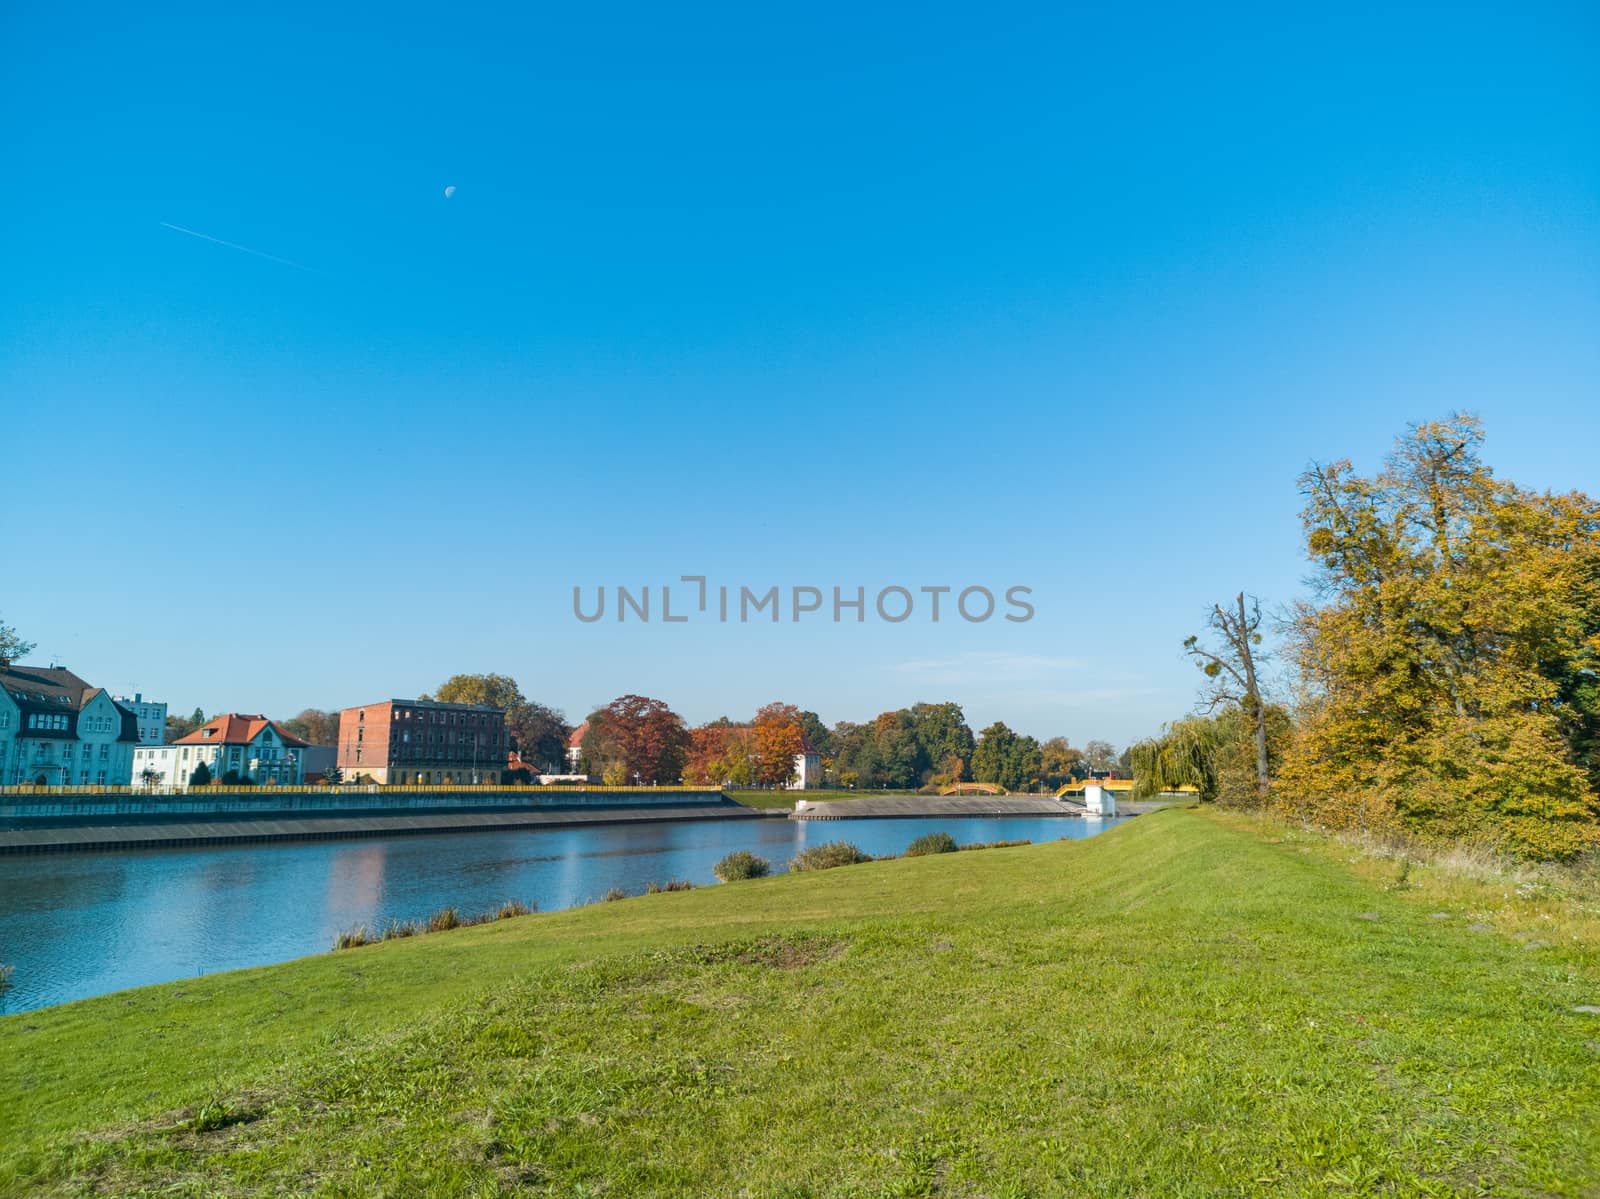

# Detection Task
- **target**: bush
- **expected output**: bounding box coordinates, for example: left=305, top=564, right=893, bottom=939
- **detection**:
left=714, top=850, right=771, bottom=882
left=789, top=841, right=873, bottom=872
left=426, top=907, right=461, bottom=932
left=333, top=925, right=373, bottom=950
left=905, top=832, right=959, bottom=857
left=602, top=887, right=627, bottom=902
left=494, top=899, right=534, bottom=920
left=960, top=838, right=1033, bottom=851
left=646, top=879, right=694, bottom=893
left=380, top=920, right=420, bottom=940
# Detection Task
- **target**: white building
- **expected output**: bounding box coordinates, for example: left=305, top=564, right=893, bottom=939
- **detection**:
left=112, top=692, right=167, bottom=745
left=788, top=741, right=824, bottom=790
left=0, top=665, right=139, bottom=787
left=133, top=713, right=310, bottom=789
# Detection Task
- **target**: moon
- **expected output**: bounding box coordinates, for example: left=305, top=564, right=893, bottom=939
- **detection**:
left=444, top=185, right=456, bottom=198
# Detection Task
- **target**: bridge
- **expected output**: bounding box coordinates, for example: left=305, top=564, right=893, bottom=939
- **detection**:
left=939, top=782, right=1008, bottom=796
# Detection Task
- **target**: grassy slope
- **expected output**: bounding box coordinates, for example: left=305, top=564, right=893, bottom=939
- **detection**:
left=2, top=809, right=1597, bottom=1197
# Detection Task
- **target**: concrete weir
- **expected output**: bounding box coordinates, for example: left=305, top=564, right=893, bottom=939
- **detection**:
left=792, top=795, right=1091, bottom=820
left=0, top=790, right=779, bottom=854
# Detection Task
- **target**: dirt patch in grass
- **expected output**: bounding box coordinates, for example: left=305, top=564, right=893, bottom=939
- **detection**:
left=692, top=935, right=849, bottom=971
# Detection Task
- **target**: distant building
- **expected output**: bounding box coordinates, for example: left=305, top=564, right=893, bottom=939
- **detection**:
left=133, top=714, right=310, bottom=788
left=112, top=693, right=167, bottom=745
left=337, top=699, right=507, bottom=785
left=566, top=721, right=589, bottom=773
left=298, top=744, right=336, bottom=779
left=0, top=665, right=139, bottom=786
left=788, top=739, right=823, bottom=790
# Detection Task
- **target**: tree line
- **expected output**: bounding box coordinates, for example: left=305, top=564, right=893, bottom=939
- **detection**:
left=1134, top=414, right=1600, bottom=860
left=143, top=679, right=1124, bottom=793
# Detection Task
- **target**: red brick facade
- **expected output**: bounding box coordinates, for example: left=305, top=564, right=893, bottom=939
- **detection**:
left=336, top=699, right=508, bottom=784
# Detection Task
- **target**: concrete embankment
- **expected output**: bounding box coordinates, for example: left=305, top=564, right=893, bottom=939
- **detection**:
left=791, top=795, right=1171, bottom=820
left=793, top=795, right=1087, bottom=820
left=0, top=794, right=779, bottom=854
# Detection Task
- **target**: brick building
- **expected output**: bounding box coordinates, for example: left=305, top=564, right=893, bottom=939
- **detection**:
left=337, top=699, right=507, bottom=785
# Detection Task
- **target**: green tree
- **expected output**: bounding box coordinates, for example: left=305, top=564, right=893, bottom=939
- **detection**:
left=0, top=617, right=34, bottom=671
left=907, top=702, right=976, bottom=782
left=188, top=761, right=212, bottom=787
left=971, top=723, right=1040, bottom=791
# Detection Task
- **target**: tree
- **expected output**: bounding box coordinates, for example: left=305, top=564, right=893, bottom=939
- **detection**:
left=684, top=719, right=756, bottom=786
left=582, top=695, right=690, bottom=784
left=1083, top=740, right=1117, bottom=773
left=1184, top=593, right=1272, bottom=803
left=971, top=722, right=1042, bottom=791
left=1131, top=707, right=1292, bottom=804
left=0, top=617, right=34, bottom=671
left=279, top=708, right=340, bottom=745
left=798, top=711, right=832, bottom=759
left=752, top=702, right=806, bottom=786
left=1040, top=737, right=1086, bottom=787
left=425, top=673, right=572, bottom=772
left=188, top=761, right=212, bottom=787
left=1283, top=414, right=1600, bottom=858
left=907, top=702, right=976, bottom=783
left=167, top=708, right=206, bottom=742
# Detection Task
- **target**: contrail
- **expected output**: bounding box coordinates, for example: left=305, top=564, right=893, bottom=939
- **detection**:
left=159, top=222, right=321, bottom=273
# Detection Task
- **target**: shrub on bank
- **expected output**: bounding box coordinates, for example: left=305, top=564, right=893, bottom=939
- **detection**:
left=905, top=832, right=959, bottom=857
left=602, top=887, right=627, bottom=902
left=715, top=851, right=772, bottom=882
left=647, top=879, right=695, bottom=893
left=789, top=841, right=872, bottom=872
left=960, top=839, right=1033, bottom=851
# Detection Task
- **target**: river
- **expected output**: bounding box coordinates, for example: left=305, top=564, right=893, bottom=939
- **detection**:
left=0, top=813, right=1126, bottom=1013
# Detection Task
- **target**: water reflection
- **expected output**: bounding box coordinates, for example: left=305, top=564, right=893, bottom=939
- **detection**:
left=0, top=814, right=1125, bottom=1013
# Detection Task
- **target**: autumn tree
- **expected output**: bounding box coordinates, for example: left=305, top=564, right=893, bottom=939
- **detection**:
left=1039, top=737, right=1086, bottom=787
left=1184, top=593, right=1272, bottom=802
left=1283, top=414, right=1600, bottom=858
left=0, top=617, right=33, bottom=671
left=582, top=695, right=690, bottom=784
left=684, top=719, right=757, bottom=786
left=279, top=708, right=340, bottom=745
left=752, top=702, right=806, bottom=786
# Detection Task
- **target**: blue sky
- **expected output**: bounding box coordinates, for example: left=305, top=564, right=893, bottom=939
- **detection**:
left=2, top=1, right=1596, bottom=746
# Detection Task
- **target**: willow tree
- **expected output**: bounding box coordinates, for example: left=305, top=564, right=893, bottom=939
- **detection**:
left=1283, top=414, right=1600, bottom=858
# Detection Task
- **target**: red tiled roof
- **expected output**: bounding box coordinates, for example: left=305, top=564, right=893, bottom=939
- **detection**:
left=174, top=714, right=311, bottom=748
left=568, top=720, right=589, bottom=748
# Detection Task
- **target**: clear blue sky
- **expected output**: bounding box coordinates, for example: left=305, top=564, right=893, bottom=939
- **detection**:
left=3, top=1, right=1596, bottom=746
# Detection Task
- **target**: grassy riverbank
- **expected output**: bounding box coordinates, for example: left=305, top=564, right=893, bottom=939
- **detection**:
left=2, top=808, right=1597, bottom=1196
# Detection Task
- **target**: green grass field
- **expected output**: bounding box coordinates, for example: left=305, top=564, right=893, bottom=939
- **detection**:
left=2, top=808, right=1597, bottom=1197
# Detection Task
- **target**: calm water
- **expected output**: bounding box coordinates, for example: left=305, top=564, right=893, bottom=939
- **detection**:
left=0, top=814, right=1126, bottom=1013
